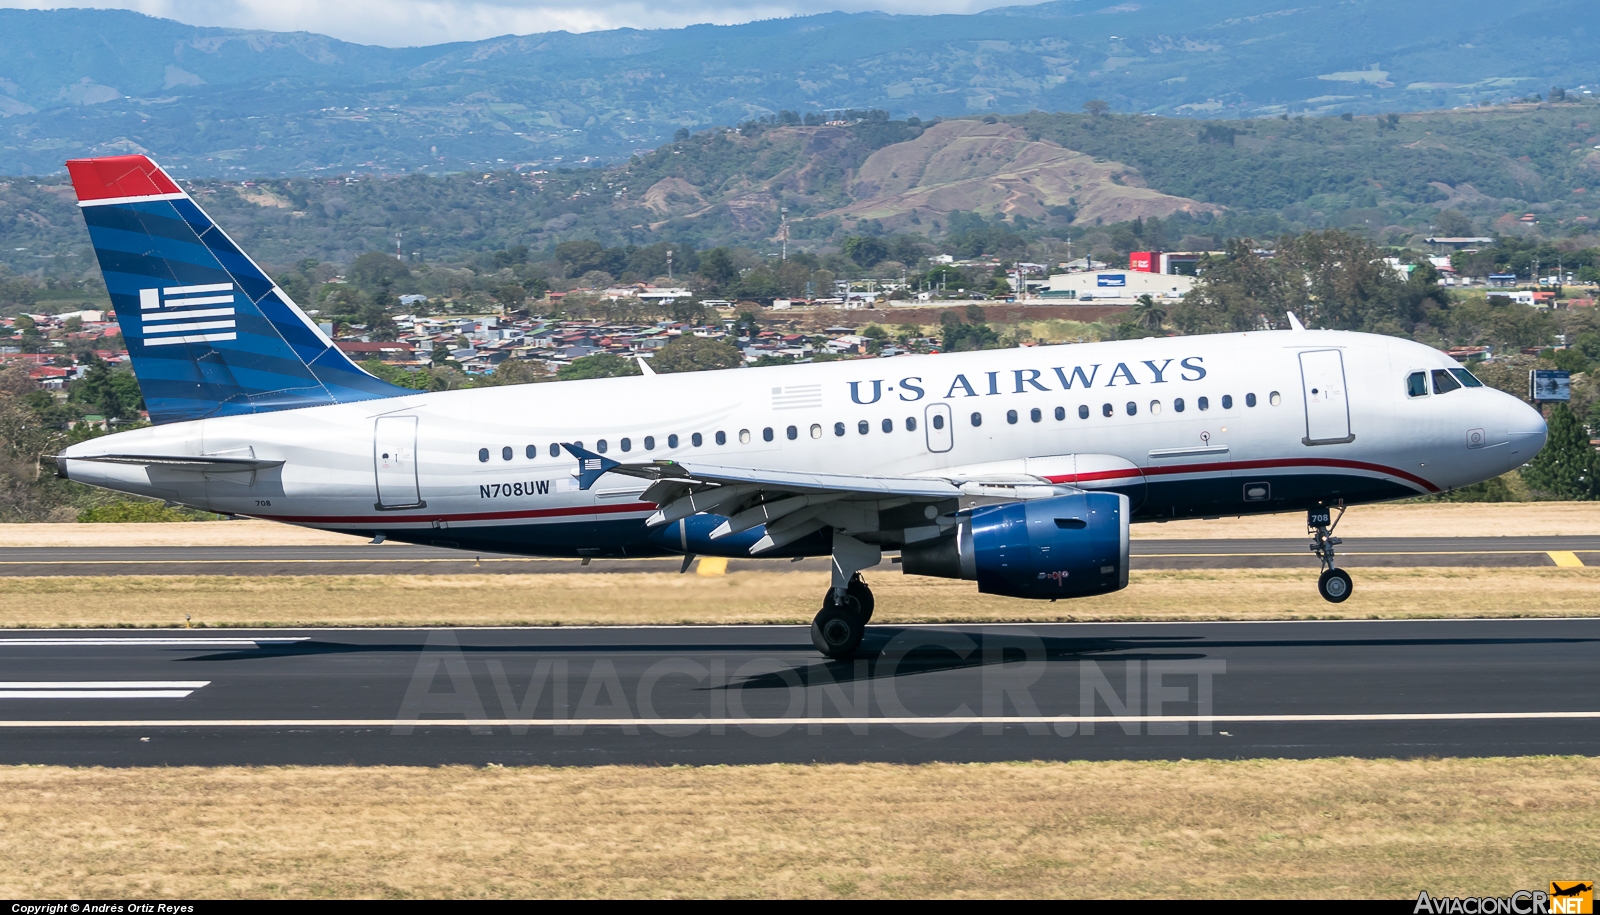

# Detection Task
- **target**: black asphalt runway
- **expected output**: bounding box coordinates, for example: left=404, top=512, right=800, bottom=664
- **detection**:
left=1, top=619, right=1597, bottom=766
left=1, top=536, right=1597, bottom=575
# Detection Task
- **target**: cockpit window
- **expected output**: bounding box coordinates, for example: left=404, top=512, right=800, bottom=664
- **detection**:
left=1449, top=368, right=1484, bottom=388
left=1432, top=369, right=1462, bottom=394
left=1406, top=371, right=1429, bottom=398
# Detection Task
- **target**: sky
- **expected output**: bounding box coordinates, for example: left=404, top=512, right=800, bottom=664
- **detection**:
left=2, top=0, right=1028, bottom=46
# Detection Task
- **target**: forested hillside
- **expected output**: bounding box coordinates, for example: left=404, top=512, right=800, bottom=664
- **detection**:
left=0, top=1, right=1596, bottom=175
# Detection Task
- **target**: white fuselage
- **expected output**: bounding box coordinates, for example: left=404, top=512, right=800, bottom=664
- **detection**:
left=61, top=329, right=1546, bottom=556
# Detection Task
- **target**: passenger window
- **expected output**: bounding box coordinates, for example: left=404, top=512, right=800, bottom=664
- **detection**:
left=596, top=440, right=608, bottom=454
left=763, top=427, right=774, bottom=442
left=1269, top=391, right=1282, bottom=406
left=810, top=424, right=822, bottom=439
left=644, top=436, right=655, bottom=450
left=1198, top=396, right=1210, bottom=411
left=1078, top=405, right=1089, bottom=419
left=1030, top=407, right=1042, bottom=423
left=549, top=443, right=559, bottom=457
left=1222, top=395, right=1233, bottom=409
left=1450, top=368, right=1484, bottom=388
left=1406, top=372, right=1429, bottom=397
left=668, top=434, right=680, bottom=449
left=478, top=448, right=489, bottom=463
left=834, top=422, right=846, bottom=437
left=620, top=438, right=631, bottom=453
left=739, top=429, right=751, bottom=444
left=525, top=445, right=536, bottom=459
left=1174, top=397, right=1185, bottom=413
left=1246, top=393, right=1257, bottom=407
left=1006, top=409, right=1018, bottom=424
left=932, top=414, right=945, bottom=430
left=1432, top=369, right=1462, bottom=394
left=906, top=417, right=917, bottom=432
left=882, top=418, right=894, bottom=433
left=1102, top=403, right=1113, bottom=417
left=971, top=412, right=983, bottom=427
left=1126, top=401, right=1137, bottom=416
left=858, top=420, right=869, bottom=435
left=786, top=425, right=797, bottom=440
left=1149, top=400, right=1162, bottom=415
left=691, top=433, right=702, bottom=447
left=1055, top=406, right=1066, bottom=421
left=501, top=446, right=512, bottom=461
left=714, top=431, right=726, bottom=446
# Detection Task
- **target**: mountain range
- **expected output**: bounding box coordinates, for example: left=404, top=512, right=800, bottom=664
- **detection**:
left=0, top=1, right=1595, bottom=176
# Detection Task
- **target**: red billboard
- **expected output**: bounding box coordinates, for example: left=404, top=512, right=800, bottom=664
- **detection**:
left=1129, top=251, right=1159, bottom=273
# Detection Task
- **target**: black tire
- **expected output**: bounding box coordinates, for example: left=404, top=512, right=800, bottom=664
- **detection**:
left=811, top=598, right=865, bottom=658
left=846, top=573, right=874, bottom=624
left=1318, top=568, right=1353, bottom=603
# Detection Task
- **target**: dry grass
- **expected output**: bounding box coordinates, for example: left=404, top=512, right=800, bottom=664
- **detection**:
left=0, top=758, right=1595, bottom=898
left=0, top=566, right=1594, bottom=628
left=2, top=501, right=1596, bottom=548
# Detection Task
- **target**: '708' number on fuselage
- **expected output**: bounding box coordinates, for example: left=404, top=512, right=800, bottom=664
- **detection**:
left=480, top=480, right=551, bottom=498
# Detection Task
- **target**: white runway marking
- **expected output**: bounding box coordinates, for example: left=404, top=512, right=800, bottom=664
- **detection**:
left=0, top=638, right=305, bottom=648
left=0, top=710, right=1595, bottom=727
left=0, top=681, right=210, bottom=700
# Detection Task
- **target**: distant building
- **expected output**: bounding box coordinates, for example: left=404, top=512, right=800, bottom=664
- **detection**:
left=1425, top=237, right=1495, bottom=250
left=1041, top=270, right=1195, bottom=303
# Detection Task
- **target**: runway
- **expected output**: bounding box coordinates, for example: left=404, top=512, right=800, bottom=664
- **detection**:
left=1, top=619, right=1597, bottom=765
left=0, top=536, right=1596, bottom=575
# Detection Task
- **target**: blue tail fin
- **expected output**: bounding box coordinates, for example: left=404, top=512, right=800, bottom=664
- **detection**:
left=67, top=155, right=413, bottom=425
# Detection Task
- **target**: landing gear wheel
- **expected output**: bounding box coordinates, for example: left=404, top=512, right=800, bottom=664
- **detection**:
left=1318, top=568, right=1353, bottom=603
left=846, top=573, right=874, bottom=624
left=812, top=596, right=866, bottom=659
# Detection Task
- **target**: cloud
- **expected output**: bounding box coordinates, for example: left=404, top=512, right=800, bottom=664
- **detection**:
left=3, top=0, right=1021, bottom=46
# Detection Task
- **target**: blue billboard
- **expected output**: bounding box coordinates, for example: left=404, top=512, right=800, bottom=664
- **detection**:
left=1097, top=274, right=1127, bottom=288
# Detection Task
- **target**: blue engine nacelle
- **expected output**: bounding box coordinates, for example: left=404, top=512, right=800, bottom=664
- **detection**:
left=900, top=491, right=1129, bottom=599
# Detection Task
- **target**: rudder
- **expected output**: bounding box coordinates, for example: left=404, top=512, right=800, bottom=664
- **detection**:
left=67, top=154, right=413, bottom=424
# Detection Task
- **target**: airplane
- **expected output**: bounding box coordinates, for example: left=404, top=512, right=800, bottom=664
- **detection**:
left=55, top=154, right=1548, bottom=658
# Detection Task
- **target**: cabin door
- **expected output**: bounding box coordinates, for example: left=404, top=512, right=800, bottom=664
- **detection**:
left=374, top=416, right=425, bottom=510
left=1298, top=350, right=1355, bottom=445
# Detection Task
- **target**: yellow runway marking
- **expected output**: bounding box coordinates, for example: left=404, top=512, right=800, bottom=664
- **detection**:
left=1548, top=551, right=1585, bottom=567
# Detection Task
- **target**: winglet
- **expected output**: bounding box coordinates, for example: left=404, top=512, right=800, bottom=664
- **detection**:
left=637, top=355, right=656, bottom=376
left=560, top=442, right=620, bottom=490
left=1287, top=312, right=1306, bottom=332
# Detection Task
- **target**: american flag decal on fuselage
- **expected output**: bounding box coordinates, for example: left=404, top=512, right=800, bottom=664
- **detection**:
left=137, top=282, right=238, bottom=346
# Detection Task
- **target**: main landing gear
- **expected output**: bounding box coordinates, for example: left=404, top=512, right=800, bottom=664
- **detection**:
left=1309, top=504, right=1353, bottom=603
left=811, top=573, right=874, bottom=658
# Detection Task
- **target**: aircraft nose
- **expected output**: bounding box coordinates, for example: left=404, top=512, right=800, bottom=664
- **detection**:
left=1506, top=399, right=1547, bottom=465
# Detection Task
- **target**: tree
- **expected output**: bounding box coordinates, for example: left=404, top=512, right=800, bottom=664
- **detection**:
left=1434, top=209, right=1477, bottom=238
left=348, top=252, right=411, bottom=291
left=1083, top=99, right=1110, bottom=117
left=651, top=336, right=743, bottom=373
left=1522, top=404, right=1599, bottom=499
left=843, top=236, right=889, bottom=267
left=478, top=359, right=548, bottom=386
left=1132, top=294, right=1167, bottom=331
left=68, top=360, right=143, bottom=419
left=493, top=284, right=527, bottom=310
left=557, top=353, right=641, bottom=381
left=697, top=248, right=739, bottom=291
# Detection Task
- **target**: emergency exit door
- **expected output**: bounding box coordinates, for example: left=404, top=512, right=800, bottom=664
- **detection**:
left=374, top=416, right=425, bottom=509
left=1298, top=350, right=1354, bottom=445
left=924, top=402, right=953, bottom=453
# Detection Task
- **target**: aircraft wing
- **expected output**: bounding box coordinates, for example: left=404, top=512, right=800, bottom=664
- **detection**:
left=559, top=443, right=1073, bottom=554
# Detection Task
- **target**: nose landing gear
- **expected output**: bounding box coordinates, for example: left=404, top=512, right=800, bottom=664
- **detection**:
left=1309, top=504, right=1353, bottom=603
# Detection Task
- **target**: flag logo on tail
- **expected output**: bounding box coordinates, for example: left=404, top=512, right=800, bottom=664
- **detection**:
left=137, top=283, right=238, bottom=346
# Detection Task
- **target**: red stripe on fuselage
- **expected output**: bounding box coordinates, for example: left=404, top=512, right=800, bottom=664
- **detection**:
left=1047, top=457, right=1440, bottom=493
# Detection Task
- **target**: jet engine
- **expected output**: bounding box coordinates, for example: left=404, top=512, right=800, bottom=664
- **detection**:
left=900, top=491, right=1129, bottom=599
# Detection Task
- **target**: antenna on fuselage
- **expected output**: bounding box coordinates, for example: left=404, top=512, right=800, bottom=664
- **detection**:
left=1287, top=312, right=1306, bottom=332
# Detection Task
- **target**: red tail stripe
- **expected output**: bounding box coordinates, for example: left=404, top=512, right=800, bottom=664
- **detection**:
left=66, top=155, right=181, bottom=202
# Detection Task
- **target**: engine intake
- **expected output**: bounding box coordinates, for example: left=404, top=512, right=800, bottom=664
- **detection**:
left=900, top=492, right=1129, bottom=599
